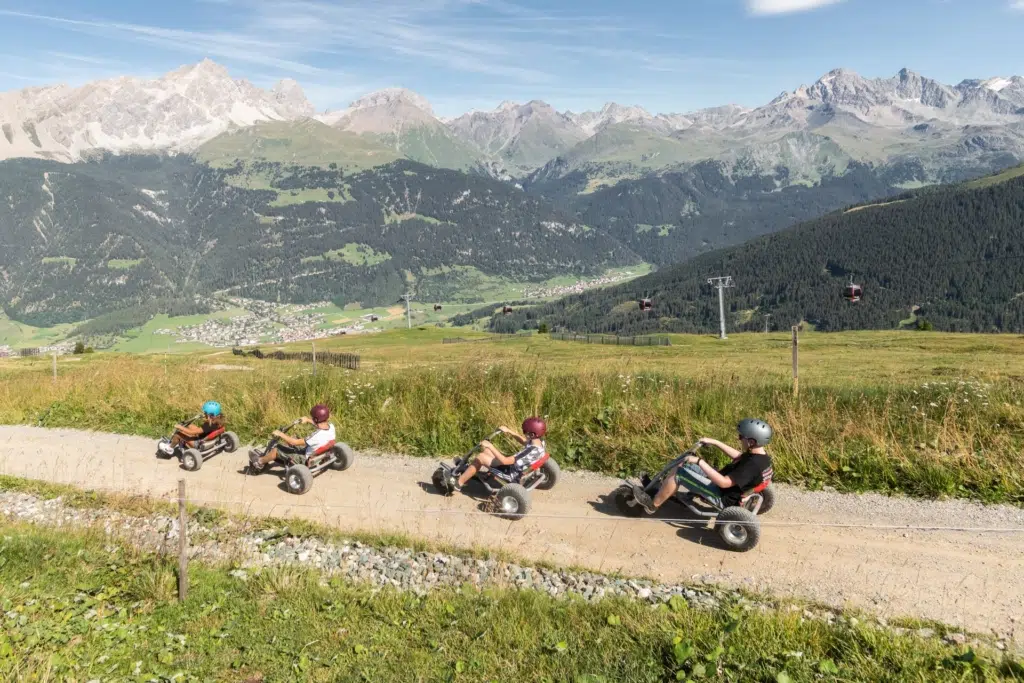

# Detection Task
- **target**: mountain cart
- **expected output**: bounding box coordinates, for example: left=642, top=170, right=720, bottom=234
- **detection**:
left=156, top=414, right=241, bottom=472
left=613, top=442, right=775, bottom=552
left=432, top=430, right=560, bottom=520
left=246, top=419, right=355, bottom=495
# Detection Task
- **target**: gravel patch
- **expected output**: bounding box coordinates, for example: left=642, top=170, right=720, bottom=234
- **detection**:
left=0, top=489, right=1013, bottom=655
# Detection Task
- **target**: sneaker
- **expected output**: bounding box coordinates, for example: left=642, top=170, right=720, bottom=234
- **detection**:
left=248, top=452, right=264, bottom=472
left=157, top=441, right=174, bottom=456
left=447, top=476, right=463, bottom=493
left=630, top=484, right=657, bottom=514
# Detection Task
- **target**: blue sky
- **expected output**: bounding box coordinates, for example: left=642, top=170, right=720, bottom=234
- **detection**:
left=0, top=0, right=1022, bottom=118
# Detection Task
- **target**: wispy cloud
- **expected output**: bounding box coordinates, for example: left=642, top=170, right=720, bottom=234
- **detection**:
left=0, top=9, right=329, bottom=75
left=44, top=51, right=125, bottom=67
left=746, top=0, right=845, bottom=14
left=0, top=2, right=721, bottom=90
left=1011, top=0, right=1024, bottom=10
left=0, top=0, right=753, bottom=111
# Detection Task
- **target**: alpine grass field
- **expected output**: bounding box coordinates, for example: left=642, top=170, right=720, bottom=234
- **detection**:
left=3, top=328, right=1024, bottom=681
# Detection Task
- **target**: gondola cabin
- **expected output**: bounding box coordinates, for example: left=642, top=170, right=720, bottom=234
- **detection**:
left=433, top=304, right=442, bottom=312
left=502, top=306, right=513, bottom=315
left=370, top=315, right=379, bottom=322
left=638, top=298, right=653, bottom=311
left=843, top=283, right=862, bottom=303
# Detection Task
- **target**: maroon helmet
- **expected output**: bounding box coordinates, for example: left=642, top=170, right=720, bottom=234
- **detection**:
left=522, top=416, right=546, bottom=437
left=311, top=403, right=330, bottom=423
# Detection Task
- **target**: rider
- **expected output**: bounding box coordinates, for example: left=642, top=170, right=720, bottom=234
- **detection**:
left=448, top=417, right=547, bottom=492
left=630, top=418, right=774, bottom=514
left=248, top=403, right=336, bottom=471
left=160, top=401, right=225, bottom=454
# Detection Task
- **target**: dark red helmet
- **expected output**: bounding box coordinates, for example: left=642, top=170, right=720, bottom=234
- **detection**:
left=522, top=417, right=546, bottom=437
left=311, top=404, right=330, bottom=422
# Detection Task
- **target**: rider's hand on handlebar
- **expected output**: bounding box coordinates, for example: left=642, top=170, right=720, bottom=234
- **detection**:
left=684, top=454, right=700, bottom=465
left=299, top=416, right=313, bottom=425
left=272, top=430, right=285, bottom=438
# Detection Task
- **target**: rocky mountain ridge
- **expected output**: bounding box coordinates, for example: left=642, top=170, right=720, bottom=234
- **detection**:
left=4, top=59, right=1023, bottom=172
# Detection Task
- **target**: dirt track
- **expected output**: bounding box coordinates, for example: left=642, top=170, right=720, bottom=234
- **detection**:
left=1, top=425, right=1021, bottom=640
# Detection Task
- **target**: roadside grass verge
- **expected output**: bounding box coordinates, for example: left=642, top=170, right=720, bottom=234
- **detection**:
left=1, top=331, right=1023, bottom=505
left=0, top=523, right=1019, bottom=682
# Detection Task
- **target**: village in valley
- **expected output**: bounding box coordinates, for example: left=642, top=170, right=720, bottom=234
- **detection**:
left=152, top=297, right=377, bottom=348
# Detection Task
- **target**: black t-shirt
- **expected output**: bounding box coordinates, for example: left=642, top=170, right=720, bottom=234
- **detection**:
left=718, top=452, right=773, bottom=505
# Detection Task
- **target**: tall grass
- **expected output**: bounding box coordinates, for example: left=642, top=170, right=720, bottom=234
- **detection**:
left=1, top=352, right=1022, bottom=504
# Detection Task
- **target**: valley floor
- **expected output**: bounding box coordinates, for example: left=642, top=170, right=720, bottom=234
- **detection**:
left=1, top=425, right=1021, bottom=643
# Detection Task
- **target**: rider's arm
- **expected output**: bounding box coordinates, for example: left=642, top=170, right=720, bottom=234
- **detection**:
left=272, top=431, right=307, bottom=448
left=699, top=438, right=741, bottom=460
left=500, top=426, right=526, bottom=445
left=693, top=458, right=736, bottom=489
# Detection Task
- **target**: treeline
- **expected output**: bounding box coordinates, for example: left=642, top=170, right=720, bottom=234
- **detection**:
left=490, top=165, right=1024, bottom=334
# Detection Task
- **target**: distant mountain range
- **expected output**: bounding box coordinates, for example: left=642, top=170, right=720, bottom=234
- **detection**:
left=3, top=59, right=1024, bottom=329
left=3, top=59, right=1023, bottom=186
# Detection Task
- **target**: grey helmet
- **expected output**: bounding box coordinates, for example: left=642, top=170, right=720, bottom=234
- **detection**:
left=737, top=418, right=772, bottom=446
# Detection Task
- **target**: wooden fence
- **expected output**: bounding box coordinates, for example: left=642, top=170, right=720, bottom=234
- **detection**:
left=232, top=347, right=360, bottom=369
left=549, top=332, right=671, bottom=347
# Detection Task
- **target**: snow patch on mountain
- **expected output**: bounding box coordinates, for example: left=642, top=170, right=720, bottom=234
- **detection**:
left=0, top=58, right=314, bottom=162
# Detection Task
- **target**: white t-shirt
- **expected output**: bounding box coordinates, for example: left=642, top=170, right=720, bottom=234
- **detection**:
left=514, top=439, right=546, bottom=466
left=305, top=423, right=337, bottom=455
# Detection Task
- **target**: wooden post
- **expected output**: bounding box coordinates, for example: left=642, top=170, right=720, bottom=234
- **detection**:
left=177, top=479, right=188, bottom=603
left=312, top=341, right=317, bottom=377
left=791, top=325, right=799, bottom=398
left=52, top=352, right=56, bottom=382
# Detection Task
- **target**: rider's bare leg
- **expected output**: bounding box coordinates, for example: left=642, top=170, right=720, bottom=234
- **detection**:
left=456, top=442, right=501, bottom=488
left=652, top=466, right=680, bottom=507
left=250, top=446, right=279, bottom=470
left=632, top=465, right=679, bottom=514
left=171, top=424, right=202, bottom=448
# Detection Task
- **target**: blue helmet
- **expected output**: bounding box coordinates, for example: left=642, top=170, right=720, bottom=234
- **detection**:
left=202, top=401, right=221, bottom=417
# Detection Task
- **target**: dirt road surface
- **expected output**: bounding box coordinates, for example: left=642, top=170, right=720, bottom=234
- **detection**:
left=1, top=425, right=1021, bottom=640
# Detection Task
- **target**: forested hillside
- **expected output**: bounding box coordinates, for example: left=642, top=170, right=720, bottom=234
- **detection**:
left=528, top=160, right=907, bottom=265
left=491, top=165, right=1024, bottom=334
left=0, top=155, right=636, bottom=325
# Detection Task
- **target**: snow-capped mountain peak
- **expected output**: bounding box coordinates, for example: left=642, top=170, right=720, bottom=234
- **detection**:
left=983, top=77, right=1014, bottom=92
left=0, top=59, right=315, bottom=162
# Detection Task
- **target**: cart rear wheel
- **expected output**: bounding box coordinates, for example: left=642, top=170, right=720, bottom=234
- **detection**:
left=756, top=485, right=775, bottom=515
left=222, top=431, right=240, bottom=453
left=536, top=458, right=560, bottom=490
left=331, top=443, right=355, bottom=471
